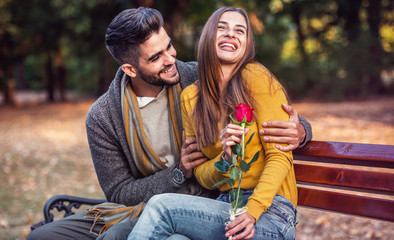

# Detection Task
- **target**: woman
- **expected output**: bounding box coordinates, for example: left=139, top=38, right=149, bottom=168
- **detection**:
left=128, top=7, right=298, bottom=240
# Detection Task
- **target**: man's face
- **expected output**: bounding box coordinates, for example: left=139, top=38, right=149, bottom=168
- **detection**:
left=135, top=27, right=179, bottom=86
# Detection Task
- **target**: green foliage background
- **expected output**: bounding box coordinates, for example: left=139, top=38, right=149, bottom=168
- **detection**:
left=1, top=0, right=393, bottom=102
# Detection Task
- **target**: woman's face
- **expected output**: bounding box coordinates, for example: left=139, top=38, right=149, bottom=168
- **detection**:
left=216, top=11, right=247, bottom=65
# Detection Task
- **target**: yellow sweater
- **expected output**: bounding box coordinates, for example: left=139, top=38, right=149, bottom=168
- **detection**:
left=180, top=63, right=297, bottom=221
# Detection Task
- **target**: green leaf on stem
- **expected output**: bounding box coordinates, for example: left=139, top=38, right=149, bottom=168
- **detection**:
left=240, top=160, right=250, bottom=172
left=236, top=194, right=244, bottom=208
left=214, top=160, right=231, bottom=173
left=245, top=132, right=255, bottom=146
left=212, top=178, right=235, bottom=188
left=248, top=151, right=260, bottom=168
left=229, top=189, right=244, bottom=200
left=228, top=189, right=234, bottom=200
left=231, top=143, right=242, bottom=157
left=245, top=121, right=255, bottom=126
left=229, top=166, right=239, bottom=181
left=231, top=194, right=244, bottom=208
left=232, top=154, right=237, bottom=166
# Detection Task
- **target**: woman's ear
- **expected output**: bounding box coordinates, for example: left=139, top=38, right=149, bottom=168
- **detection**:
left=121, top=64, right=137, bottom=78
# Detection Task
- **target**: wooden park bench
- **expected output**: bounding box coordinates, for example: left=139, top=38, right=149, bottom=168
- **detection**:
left=293, top=140, right=394, bottom=222
left=30, top=140, right=394, bottom=231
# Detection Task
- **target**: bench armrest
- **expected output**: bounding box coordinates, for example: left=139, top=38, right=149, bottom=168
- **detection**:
left=31, top=195, right=106, bottom=231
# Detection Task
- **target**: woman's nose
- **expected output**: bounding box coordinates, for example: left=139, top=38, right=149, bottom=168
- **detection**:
left=225, top=28, right=235, bottom=38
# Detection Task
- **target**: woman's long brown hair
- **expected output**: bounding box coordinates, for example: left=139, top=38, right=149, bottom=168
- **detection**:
left=193, top=7, right=256, bottom=147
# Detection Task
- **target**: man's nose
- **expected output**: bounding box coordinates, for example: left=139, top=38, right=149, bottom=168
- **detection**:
left=163, top=50, right=176, bottom=65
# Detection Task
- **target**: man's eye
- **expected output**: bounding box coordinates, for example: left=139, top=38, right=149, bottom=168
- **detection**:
left=151, top=55, right=159, bottom=62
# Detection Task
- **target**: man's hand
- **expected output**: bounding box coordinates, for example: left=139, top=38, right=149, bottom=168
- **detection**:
left=179, top=131, right=207, bottom=178
left=259, top=104, right=306, bottom=152
left=225, top=212, right=256, bottom=240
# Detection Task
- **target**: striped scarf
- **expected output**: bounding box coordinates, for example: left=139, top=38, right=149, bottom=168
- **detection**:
left=86, top=73, right=202, bottom=235
left=86, top=202, right=144, bottom=236
left=120, top=74, right=201, bottom=194
left=121, top=73, right=183, bottom=176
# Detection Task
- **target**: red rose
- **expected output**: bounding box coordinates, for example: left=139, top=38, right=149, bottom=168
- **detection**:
left=234, top=103, right=254, bottom=123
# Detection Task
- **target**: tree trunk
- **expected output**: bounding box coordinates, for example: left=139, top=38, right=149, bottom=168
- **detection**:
left=15, top=59, right=28, bottom=89
left=162, top=0, right=190, bottom=38
left=290, top=2, right=307, bottom=62
left=45, top=51, right=55, bottom=102
left=98, top=53, right=114, bottom=96
left=367, top=0, right=384, bottom=93
left=336, top=0, right=362, bottom=42
left=56, top=48, right=67, bottom=102
left=0, top=32, right=17, bottom=106
left=1, top=66, right=17, bottom=106
left=290, top=2, right=314, bottom=90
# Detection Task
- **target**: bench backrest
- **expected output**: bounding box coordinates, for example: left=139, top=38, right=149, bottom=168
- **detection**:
left=293, top=140, right=394, bottom=222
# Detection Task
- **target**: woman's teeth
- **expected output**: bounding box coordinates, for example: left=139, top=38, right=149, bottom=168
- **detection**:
left=219, top=43, right=236, bottom=50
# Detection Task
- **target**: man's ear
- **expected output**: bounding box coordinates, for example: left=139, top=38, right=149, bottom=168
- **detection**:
left=121, top=64, right=137, bottom=78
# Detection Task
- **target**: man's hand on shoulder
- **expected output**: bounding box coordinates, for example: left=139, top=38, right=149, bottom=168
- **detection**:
left=259, top=104, right=306, bottom=152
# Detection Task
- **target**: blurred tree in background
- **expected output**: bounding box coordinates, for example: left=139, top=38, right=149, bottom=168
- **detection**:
left=1, top=0, right=393, bottom=105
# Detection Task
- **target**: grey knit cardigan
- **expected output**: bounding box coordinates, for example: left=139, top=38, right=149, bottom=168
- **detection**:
left=86, top=60, right=198, bottom=206
left=86, top=60, right=312, bottom=206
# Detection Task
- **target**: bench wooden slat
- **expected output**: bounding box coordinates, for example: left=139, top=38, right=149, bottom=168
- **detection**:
left=294, top=163, right=394, bottom=193
left=293, top=141, right=394, bottom=167
left=297, top=186, right=394, bottom=222
left=293, top=141, right=394, bottom=222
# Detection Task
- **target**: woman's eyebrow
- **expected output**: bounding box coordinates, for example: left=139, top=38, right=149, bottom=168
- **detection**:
left=218, top=21, right=246, bottom=30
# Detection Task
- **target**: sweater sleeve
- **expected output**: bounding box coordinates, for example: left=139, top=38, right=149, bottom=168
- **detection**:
left=176, top=60, right=198, bottom=90
left=298, top=115, right=313, bottom=148
left=86, top=82, right=195, bottom=206
left=243, top=64, right=294, bottom=221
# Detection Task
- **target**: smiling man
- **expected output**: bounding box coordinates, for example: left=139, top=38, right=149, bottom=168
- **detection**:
left=27, top=7, right=312, bottom=240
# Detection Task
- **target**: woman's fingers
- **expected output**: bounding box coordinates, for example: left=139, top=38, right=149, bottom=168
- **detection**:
left=225, top=213, right=256, bottom=240
left=220, top=124, right=246, bottom=140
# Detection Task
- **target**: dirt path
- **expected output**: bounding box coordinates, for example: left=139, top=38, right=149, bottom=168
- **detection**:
left=0, top=97, right=393, bottom=239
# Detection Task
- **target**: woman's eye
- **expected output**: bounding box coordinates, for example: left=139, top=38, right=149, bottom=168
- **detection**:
left=236, top=29, right=245, bottom=34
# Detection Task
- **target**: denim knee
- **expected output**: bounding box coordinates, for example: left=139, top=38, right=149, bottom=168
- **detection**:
left=254, top=194, right=297, bottom=240
left=147, top=193, right=174, bottom=205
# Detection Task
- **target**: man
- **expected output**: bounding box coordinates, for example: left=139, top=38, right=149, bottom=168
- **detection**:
left=27, top=7, right=311, bottom=240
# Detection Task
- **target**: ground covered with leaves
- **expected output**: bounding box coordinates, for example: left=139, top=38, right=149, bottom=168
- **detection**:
left=1, top=96, right=393, bottom=239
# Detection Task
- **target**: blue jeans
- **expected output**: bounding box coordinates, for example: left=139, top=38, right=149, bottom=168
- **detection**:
left=127, top=193, right=297, bottom=240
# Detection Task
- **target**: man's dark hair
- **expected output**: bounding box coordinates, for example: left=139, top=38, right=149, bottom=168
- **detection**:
left=105, top=7, right=164, bottom=66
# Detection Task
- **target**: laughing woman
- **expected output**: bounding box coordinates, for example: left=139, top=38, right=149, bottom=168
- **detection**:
left=128, top=7, right=298, bottom=240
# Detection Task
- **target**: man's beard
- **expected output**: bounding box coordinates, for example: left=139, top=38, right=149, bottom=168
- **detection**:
left=139, top=70, right=180, bottom=87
